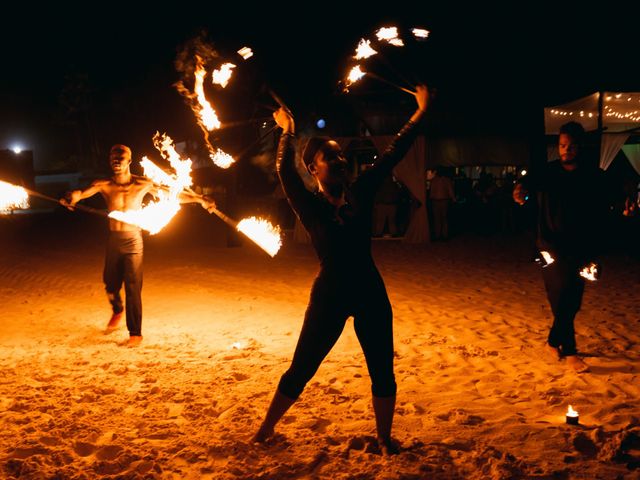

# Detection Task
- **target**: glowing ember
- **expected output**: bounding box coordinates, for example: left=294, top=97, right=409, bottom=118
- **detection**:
left=212, top=63, right=236, bottom=88
left=346, top=65, right=366, bottom=87
left=236, top=217, right=282, bottom=257
left=0, top=180, right=29, bottom=213
left=237, top=46, right=253, bottom=60
left=579, top=263, right=599, bottom=282
left=210, top=148, right=235, bottom=169
left=194, top=56, right=221, bottom=131
left=376, top=26, right=404, bottom=46
left=567, top=405, right=579, bottom=417
left=354, top=38, right=377, bottom=59
left=412, top=27, right=430, bottom=39
left=540, top=251, right=555, bottom=266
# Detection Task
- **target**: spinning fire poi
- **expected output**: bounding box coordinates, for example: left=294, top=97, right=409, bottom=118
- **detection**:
left=342, top=25, right=428, bottom=94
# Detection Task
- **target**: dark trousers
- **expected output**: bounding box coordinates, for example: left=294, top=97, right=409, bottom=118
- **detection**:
left=541, top=257, right=584, bottom=356
left=278, top=265, right=397, bottom=399
left=103, top=231, right=144, bottom=336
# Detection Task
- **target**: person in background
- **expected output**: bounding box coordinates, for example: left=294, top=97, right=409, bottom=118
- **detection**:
left=513, top=122, right=608, bottom=372
left=429, top=167, right=455, bottom=240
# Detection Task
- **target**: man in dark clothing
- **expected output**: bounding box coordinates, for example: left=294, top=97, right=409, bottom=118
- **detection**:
left=253, top=86, right=429, bottom=454
left=514, top=122, right=607, bottom=372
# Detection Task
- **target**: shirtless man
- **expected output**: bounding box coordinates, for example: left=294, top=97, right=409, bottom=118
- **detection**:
left=61, top=144, right=215, bottom=346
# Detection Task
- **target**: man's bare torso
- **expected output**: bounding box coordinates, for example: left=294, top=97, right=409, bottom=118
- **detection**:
left=95, top=176, right=155, bottom=231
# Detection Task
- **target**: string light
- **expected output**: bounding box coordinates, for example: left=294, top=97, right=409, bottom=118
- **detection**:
left=549, top=93, right=640, bottom=123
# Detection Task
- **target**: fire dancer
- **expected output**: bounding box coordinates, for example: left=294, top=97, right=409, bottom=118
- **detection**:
left=513, top=122, right=608, bottom=373
left=60, top=144, right=216, bottom=347
left=253, top=86, right=429, bottom=454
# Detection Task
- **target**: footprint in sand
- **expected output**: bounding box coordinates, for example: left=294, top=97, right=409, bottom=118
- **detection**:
left=95, top=444, right=124, bottom=461
left=73, top=441, right=96, bottom=457
left=437, top=408, right=485, bottom=426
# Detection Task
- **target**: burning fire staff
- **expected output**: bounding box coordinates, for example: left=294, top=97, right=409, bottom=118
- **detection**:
left=60, top=144, right=216, bottom=347
left=514, top=122, right=609, bottom=373
left=253, top=86, right=429, bottom=454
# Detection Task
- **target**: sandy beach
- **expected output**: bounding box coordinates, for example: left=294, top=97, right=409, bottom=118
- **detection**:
left=1, top=207, right=639, bottom=479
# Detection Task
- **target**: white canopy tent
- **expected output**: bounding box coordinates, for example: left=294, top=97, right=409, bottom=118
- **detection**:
left=544, top=91, right=640, bottom=174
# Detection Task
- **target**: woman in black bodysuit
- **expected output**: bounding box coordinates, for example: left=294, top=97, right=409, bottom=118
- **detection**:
left=253, top=86, right=429, bottom=454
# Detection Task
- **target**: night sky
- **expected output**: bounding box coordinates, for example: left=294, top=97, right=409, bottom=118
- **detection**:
left=0, top=2, right=637, bottom=170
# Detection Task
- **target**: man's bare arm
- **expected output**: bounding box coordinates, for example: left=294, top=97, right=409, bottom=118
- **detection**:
left=60, top=179, right=108, bottom=209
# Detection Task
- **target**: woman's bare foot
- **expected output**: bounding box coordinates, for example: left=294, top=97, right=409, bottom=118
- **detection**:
left=566, top=355, right=589, bottom=373
left=252, top=425, right=274, bottom=443
left=126, top=336, right=143, bottom=347
left=378, top=436, right=400, bottom=455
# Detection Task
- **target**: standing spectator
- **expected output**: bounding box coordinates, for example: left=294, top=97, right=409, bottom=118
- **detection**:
left=429, top=167, right=455, bottom=240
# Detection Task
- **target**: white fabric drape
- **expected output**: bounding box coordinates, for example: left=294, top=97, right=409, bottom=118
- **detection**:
left=622, top=144, right=640, bottom=175
left=600, top=133, right=630, bottom=170
left=371, top=136, right=430, bottom=243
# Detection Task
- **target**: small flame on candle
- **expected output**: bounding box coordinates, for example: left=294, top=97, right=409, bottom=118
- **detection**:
left=567, top=405, right=579, bottom=417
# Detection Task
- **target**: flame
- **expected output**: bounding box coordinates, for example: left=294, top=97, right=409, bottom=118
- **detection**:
left=152, top=133, right=193, bottom=190
left=210, top=148, right=235, bottom=169
left=354, top=38, right=377, bottom=59
left=109, top=134, right=193, bottom=234
left=212, top=63, right=236, bottom=88
left=376, top=26, right=404, bottom=46
left=194, top=56, right=221, bottom=131
left=229, top=342, right=243, bottom=350
left=237, top=46, right=253, bottom=60
left=109, top=200, right=181, bottom=235
left=346, top=65, right=366, bottom=87
left=579, top=263, right=598, bottom=282
left=412, top=28, right=430, bottom=39
left=540, top=251, right=555, bottom=265
left=567, top=405, right=579, bottom=417
left=236, top=216, right=282, bottom=257
left=0, top=180, right=29, bottom=213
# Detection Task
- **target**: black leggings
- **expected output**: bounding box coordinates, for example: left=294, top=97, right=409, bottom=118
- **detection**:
left=278, top=266, right=396, bottom=399
left=541, top=257, right=584, bottom=356
left=103, top=231, right=143, bottom=336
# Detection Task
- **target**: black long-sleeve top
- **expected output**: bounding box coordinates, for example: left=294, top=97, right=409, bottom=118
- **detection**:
left=523, top=160, right=608, bottom=262
left=277, top=120, right=421, bottom=269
